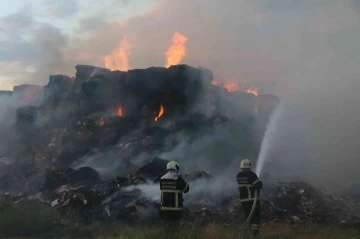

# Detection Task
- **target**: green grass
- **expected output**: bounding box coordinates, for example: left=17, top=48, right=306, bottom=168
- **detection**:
left=0, top=198, right=359, bottom=238
left=0, top=197, right=58, bottom=237
left=87, top=223, right=360, bottom=239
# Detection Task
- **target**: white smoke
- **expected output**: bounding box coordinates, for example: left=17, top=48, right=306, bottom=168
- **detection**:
left=123, top=176, right=238, bottom=204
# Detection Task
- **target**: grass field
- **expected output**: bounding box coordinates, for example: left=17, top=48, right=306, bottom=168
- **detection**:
left=81, top=223, right=360, bottom=239
left=1, top=198, right=359, bottom=239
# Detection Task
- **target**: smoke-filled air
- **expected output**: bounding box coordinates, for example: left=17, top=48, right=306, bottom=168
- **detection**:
left=0, top=0, right=360, bottom=235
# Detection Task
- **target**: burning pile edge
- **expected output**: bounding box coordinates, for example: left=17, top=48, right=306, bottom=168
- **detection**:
left=0, top=64, right=359, bottom=227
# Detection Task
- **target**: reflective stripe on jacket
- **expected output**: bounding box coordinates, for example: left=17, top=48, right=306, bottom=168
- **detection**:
left=236, top=170, right=262, bottom=202
left=160, top=171, right=189, bottom=210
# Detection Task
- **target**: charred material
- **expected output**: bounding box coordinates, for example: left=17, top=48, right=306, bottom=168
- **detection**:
left=16, top=106, right=37, bottom=126
left=116, top=175, right=146, bottom=187
left=42, top=168, right=75, bottom=191
left=184, top=171, right=214, bottom=182
left=5, top=63, right=350, bottom=228
left=43, top=75, right=73, bottom=108
left=42, top=167, right=101, bottom=191
left=136, top=157, right=169, bottom=180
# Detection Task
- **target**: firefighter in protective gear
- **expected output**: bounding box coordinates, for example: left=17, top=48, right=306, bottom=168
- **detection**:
left=237, top=159, right=262, bottom=237
left=160, top=161, right=190, bottom=225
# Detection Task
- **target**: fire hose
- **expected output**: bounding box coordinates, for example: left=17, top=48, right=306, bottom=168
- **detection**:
left=246, top=190, right=258, bottom=224
left=240, top=190, right=258, bottom=238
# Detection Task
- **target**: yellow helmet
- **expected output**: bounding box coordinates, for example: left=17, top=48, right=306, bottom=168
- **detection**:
left=240, top=159, right=251, bottom=169
left=167, top=161, right=180, bottom=172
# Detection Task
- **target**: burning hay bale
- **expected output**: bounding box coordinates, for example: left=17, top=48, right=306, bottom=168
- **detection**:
left=98, top=116, right=139, bottom=147
left=4, top=63, right=357, bottom=228
left=72, top=65, right=111, bottom=93
left=43, top=75, right=73, bottom=108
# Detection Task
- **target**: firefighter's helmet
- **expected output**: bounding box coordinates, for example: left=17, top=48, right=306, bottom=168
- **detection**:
left=167, top=161, right=180, bottom=172
left=240, top=159, right=251, bottom=169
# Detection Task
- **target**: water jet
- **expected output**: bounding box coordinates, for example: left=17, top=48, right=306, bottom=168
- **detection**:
left=255, top=102, right=284, bottom=177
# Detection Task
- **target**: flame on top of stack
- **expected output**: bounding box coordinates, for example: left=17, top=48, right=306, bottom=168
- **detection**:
left=103, top=36, right=132, bottom=71
left=211, top=80, right=261, bottom=117
left=103, top=31, right=187, bottom=71
left=211, top=80, right=259, bottom=96
left=165, top=32, right=188, bottom=68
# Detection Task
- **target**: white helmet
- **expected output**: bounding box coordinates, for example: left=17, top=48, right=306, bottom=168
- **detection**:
left=167, top=161, right=180, bottom=172
left=240, top=159, right=251, bottom=169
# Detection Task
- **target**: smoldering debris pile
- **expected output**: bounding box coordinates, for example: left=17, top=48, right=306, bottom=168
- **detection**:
left=0, top=64, right=358, bottom=226
left=187, top=179, right=360, bottom=225
left=2, top=166, right=360, bottom=225
left=260, top=181, right=360, bottom=224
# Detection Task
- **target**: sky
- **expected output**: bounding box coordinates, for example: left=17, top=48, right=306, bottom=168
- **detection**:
left=0, top=0, right=157, bottom=89
left=1, top=0, right=360, bottom=189
left=1, top=0, right=359, bottom=93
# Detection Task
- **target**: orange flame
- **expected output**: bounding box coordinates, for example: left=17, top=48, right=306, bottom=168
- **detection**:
left=155, top=104, right=164, bottom=122
left=165, top=32, right=188, bottom=68
left=104, top=36, right=132, bottom=71
left=116, top=107, right=123, bottom=117
left=211, top=80, right=220, bottom=86
left=99, top=118, right=105, bottom=126
left=246, top=87, right=259, bottom=96
left=211, top=80, right=259, bottom=95
left=223, top=81, right=239, bottom=92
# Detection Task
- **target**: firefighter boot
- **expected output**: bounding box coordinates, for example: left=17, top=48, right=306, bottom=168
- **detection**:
left=251, top=224, right=260, bottom=238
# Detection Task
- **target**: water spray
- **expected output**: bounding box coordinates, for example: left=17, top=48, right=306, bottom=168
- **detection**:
left=255, top=102, right=285, bottom=177
left=240, top=102, right=284, bottom=237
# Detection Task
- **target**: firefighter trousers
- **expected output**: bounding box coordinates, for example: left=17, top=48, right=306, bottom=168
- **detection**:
left=241, top=200, right=261, bottom=235
left=160, top=210, right=183, bottom=227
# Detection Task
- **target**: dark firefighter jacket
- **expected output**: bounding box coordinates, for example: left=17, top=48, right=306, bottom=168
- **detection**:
left=236, top=169, right=262, bottom=202
left=160, top=171, right=190, bottom=210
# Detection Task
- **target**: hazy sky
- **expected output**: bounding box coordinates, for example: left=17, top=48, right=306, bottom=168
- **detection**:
left=0, top=0, right=156, bottom=89
left=1, top=0, right=360, bottom=189
left=1, top=0, right=358, bottom=92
